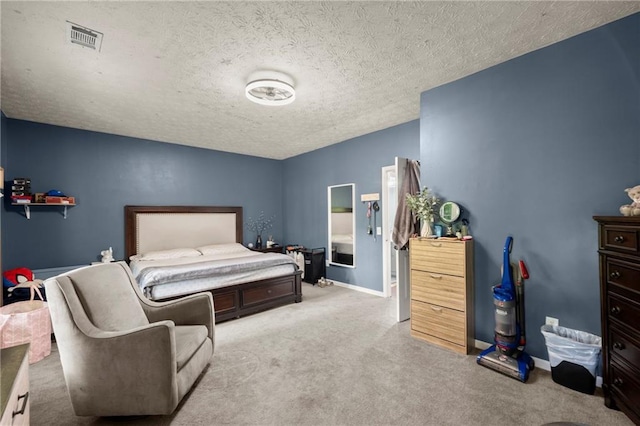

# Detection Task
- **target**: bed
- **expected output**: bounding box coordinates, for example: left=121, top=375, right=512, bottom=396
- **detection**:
left=125, top=206, right=302, bottom=322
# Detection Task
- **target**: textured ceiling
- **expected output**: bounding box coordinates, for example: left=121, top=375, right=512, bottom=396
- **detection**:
left=1, top=2, right=639, bottom=160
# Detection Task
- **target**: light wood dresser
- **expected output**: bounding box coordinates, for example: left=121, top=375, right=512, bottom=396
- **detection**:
left=1, top=343, right=30, bottom=425
left=409, top=238, right=474, bottom=354
left=594, top=216, right=640, bottom=425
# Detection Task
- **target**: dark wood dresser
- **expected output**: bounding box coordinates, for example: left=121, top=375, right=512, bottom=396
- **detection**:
left=594, top=216, right=640, bottom=425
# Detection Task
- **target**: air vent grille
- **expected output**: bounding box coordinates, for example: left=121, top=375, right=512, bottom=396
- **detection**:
left=66, top=21, right=103, bottom=51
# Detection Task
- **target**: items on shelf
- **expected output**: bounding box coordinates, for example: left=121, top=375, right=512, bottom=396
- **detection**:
left=44, top=189, right=75, bottom=204
left=11, top=177, right=32, bottom=203
left=10, top=183, right=76, bottom=205
left=10, top=182, right=77, bottom=219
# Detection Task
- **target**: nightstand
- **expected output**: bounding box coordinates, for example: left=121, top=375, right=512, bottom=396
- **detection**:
left=250, top=246, right=284, bottom=254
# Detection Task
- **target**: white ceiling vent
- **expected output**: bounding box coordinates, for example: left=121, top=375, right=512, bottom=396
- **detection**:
left=66, top=21, right=103, bottom=51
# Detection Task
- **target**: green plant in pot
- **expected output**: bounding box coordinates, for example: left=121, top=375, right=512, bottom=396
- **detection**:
left=246, top=211, right=274, bottom=248
left=406, top=187, right=440, bottom=237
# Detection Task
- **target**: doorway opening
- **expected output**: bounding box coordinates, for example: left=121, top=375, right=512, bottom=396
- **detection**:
left=382, top=157, right=417, bottom=323
left=381, top=165, right=397, bottom=300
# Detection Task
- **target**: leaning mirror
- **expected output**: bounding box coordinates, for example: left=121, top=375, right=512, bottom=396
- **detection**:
left=439, top=201, right=461, bottom=237
left=328, top=184, right=355, bottom=267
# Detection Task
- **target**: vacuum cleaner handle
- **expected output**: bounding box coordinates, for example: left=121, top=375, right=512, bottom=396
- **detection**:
left=501, top=236, right=514, bottom=291
left=517, top=259, right=529, bottom=347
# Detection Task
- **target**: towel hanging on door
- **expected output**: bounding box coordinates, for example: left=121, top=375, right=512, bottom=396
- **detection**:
left=391, top=160, right=420, bottom=250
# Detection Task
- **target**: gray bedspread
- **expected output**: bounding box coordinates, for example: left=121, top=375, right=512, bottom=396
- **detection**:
left=135, top=253, right=297, bottom=291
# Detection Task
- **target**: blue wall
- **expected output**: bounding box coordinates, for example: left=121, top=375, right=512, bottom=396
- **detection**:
left=2, top=120, right=284, bottom=269
left=1, top=13, right=637, bottom=364
left=420, top=13, right=639, bottom=359
left=282, top=120, right=420, bottom=290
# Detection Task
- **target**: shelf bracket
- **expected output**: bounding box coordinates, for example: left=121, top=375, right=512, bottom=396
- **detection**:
left=17, top=204, right=71, bottom=219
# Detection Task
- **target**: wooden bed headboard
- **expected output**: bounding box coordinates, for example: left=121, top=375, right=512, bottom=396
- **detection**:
left=125, top=206, right=243, bottom=259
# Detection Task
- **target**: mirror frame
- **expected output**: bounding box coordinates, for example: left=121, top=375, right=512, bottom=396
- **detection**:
left=327, top=183, right=356, bottom=268
left=439, top=201, right=461, bottom=224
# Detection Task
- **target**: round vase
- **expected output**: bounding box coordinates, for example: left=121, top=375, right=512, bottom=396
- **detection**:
left=420, top=220, right=433, bottom=237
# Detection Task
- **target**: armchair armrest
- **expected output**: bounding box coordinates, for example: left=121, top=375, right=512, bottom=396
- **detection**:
left=63, top=318, right=179, bottom=415
left=139, top=292, right=215, bottom=341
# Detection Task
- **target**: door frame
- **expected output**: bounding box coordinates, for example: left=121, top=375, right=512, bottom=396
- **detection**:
left=381, top=165, right=395, bottom=299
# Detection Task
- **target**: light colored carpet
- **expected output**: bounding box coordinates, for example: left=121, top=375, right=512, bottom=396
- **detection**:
left=29, top=284, right=632, bottom=425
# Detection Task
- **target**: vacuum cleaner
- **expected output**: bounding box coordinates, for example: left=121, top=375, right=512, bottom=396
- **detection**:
left=477, top=236, right=535, bottom=382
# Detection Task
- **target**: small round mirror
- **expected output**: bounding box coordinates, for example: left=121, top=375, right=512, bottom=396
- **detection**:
left=439, top=201, right=461, bottom=237
left=439, top=201, right=461, bottom=224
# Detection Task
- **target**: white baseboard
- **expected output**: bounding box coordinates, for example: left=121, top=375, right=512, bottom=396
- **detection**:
left=475, top=339, right=602, bottom=387
left=331, top=280, right=385, bottom=297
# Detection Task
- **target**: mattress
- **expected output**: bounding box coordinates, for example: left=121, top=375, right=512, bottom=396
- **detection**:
left=331, top=234, right=354, bottom=254
left=129, top=247, right=298, bottom=300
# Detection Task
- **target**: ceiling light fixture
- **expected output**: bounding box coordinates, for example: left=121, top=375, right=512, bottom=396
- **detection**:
left=245, top=71, right=296, bottom=106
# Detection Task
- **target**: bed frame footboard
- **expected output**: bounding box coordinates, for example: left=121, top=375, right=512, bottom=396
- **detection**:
left=210, top=271, right=303, bottom=322
left=159, top=271, right=302, bottom=323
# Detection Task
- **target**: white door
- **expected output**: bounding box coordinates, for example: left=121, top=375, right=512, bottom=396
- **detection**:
left=381, top=166, right=397, bottom=300
left=395, top=157, right=412, bottom=322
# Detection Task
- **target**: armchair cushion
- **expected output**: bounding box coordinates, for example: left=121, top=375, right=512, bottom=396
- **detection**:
left=140, top=292, right=215, bottom=342
left=175, top=325, right=208, bottom=371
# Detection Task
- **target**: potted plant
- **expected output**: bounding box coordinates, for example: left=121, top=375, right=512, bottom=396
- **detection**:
left=406, top=187, right=440, bottom=237
left=246, top=211, right=274, bottom=248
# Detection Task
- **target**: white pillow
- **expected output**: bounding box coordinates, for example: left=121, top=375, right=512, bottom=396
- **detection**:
left=138, top=248, right=202, bottom=261
left=196, top=243, right=250, bottom=256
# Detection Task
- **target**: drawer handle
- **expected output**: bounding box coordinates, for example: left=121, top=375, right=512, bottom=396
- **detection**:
left=429, top=242, right=442, bottom=247
left=610, top=306, right=621, bottom=315
left=614, top=235, right=625, bottom=243
left=267, top=289, right=272, bottom=294
left=429, top=274, right=443, bottom=279
left=430, top=305, right=443, bottom=312
left=613, top=377, right=624, bottom=387
left=610, top=270, right=621, bottom=280
left=613, top=341, right=625, bottom=350
left=12, top=391, right=29, bottom=418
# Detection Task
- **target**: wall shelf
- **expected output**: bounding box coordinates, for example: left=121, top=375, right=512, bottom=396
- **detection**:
left=11, top=202, right=76, bottom=219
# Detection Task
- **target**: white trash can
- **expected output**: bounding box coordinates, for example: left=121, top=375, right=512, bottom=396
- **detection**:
left=541, top=325, right=602, bottom=394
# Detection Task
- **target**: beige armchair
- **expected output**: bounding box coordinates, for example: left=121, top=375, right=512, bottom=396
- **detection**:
left=44, top=262, right=214, bottom=416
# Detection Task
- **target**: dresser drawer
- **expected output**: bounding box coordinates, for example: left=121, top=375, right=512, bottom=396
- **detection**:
left=610, top=326, right=640, bottom=372
left=608, top=294, right=640, bottom=335
left=411, top=269, right=465, bottom=311
left=1, top=345, right=30, bottom=426
left=606, top=259, right=640, bottom=294
left=213, top=290, right=237, bottom=315
left=410, top=240, right=466, bottom=276
left=601, top=225, right=639, bottom=254
left=610, top=362, right=640, bottom=417
left=411, top=300, right=465, bottom=346
left=242, top=281, right=294, bottom=307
